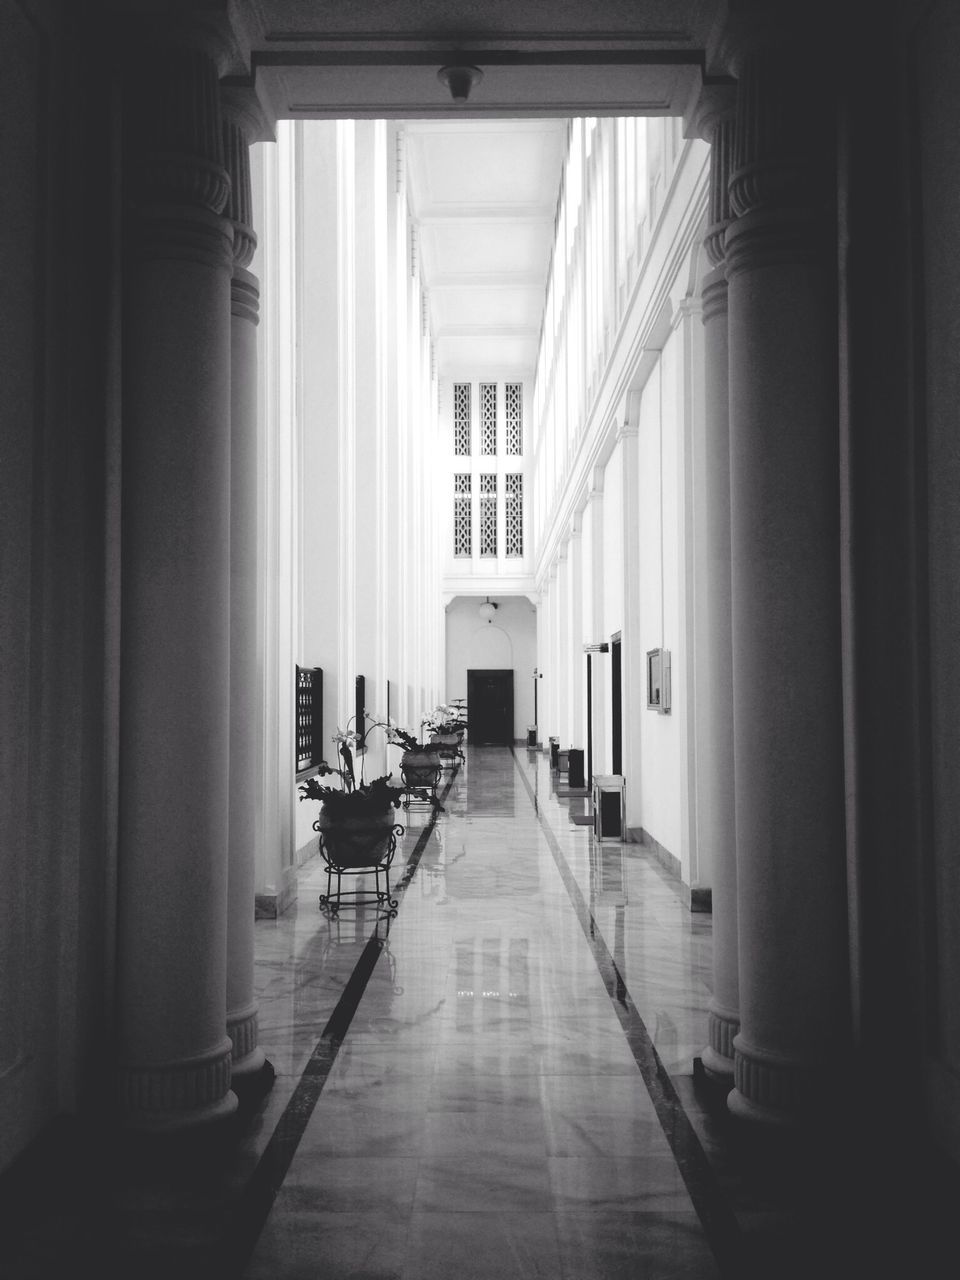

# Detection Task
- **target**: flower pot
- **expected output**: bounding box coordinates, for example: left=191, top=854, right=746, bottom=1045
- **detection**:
left=314, top=806, right=398, bottom=869
left=400, top=749, right=442, bottom=790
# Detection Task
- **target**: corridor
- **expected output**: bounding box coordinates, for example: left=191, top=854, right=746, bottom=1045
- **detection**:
left=241, top=746, right=722, bottom=1278
left=6, top=746, right=957, bottom=1280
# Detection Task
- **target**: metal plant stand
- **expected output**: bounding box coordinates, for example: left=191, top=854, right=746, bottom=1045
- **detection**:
left=400, top=754, right=443, bottom=810
left=313, top=817, right=404, bottom=916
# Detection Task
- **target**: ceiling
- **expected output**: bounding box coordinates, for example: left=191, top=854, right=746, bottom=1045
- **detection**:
left=403, top=119, right=567, bottom=377
left=211, top=0, right=724, bottom=378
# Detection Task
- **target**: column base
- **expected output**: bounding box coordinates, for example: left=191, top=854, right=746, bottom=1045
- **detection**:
left=702, top=1004, right=738, bottom=1081
left=701, top=1045, right=736, bottom=1082
left=119, top=1038, right=237, bottom=1133
left=728, top=1035, right=827, bottom=1128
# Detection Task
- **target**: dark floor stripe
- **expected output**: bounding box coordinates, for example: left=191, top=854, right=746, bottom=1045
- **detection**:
left=217, top=771, right=457, bottom=1279
left=511, top=748, right=744, bottom=1279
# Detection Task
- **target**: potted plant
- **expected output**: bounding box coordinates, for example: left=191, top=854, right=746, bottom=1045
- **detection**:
left=298, top=720, right=427, bottom=911
left=381, top=721, right=444, bottom=800
left=423, top=704, right=466, bottom=765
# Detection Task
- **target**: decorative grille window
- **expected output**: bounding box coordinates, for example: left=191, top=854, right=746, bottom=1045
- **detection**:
left=480, top=382, right=497, bottom=455
left=505, top=473, right=523, bottom=557
left=454, top=473, right=472, bottom=557
left=480, top=473, right=497, bottom=556
left=505, top=383, right=523, bottom=455
left=453, top=383, right=471, bottom=455
left=296, top=665, right=323, bottom=772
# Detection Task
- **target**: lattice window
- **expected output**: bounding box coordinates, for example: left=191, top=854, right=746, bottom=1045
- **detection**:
left=480, top=382, right=497, bottom=455
left=454, top=473, right=472, bottom=557
left=296, top=666, right=323, bottom=772
left=505, top=473, right=523, bottom=557
left=453, top=383, right=471, bottom=455
left=505, top=383, right=523, bottom=455
left=480, top=473, right=497, bottom=557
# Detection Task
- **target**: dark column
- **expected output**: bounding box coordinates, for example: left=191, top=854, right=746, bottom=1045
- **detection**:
left=691, top=87, right=739, bottom=1082
left=117, top=35, right=236, bottom=1131
left=724, top=46, right=850, bottom=1125
left=222, top=91, right=274, bottom=1100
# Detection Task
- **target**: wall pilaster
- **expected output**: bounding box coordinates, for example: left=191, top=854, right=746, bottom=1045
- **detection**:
left=692, top=90, right=739, bottom=1080
left=223, top=90, right=273, bottom=1094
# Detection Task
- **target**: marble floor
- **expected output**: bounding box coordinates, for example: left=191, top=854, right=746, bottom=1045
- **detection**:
left=3, top=745, right=957, bottom=1279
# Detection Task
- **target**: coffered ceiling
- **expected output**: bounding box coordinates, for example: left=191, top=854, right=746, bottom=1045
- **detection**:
left=403, top=119, right=567, bottom=377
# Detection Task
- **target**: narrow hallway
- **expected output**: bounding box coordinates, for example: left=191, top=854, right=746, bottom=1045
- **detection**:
left=240, top=746, right=725, bottom=1278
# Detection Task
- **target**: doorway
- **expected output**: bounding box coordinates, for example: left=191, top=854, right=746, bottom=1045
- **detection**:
left=467, top=669, right=514, bottom=744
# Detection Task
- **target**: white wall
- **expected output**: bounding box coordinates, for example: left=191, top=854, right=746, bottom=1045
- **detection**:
left=445, top=595, right=537, bottom=740
left=280, top=121, right=444, bottom=869
left=637, top=338, right=684, bottom=863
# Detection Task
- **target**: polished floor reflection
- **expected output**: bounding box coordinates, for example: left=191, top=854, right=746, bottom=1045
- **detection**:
left=242, top=746, right=723, bottom=1279
left=5, top=746, right=955, bottom=1279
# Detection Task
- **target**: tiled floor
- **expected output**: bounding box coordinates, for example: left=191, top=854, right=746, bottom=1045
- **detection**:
left=3, top=745, right=958, bottom=1279
left=243, top=745, right=721, bottom=1279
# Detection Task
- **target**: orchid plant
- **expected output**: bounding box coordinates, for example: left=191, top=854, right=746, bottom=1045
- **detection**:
left=422, top=703, right=467, bottom=738
left=298, top=713, right=428, bottom=818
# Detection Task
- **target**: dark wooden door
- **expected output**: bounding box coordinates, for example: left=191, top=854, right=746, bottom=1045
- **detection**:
left=467, top=669, right=514, bottom=744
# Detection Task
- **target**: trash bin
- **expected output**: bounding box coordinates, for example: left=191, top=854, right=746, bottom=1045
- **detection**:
left=593, top=774, right=625, bottom=841
left=567, top=748, right=585, bottom=788
left=527, top=725, right=537, bottom=748
left=557, top=748, right=570, bottom=773
left=549, top=737, right=560, bottom=769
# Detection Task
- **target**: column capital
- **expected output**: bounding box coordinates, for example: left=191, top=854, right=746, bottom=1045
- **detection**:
left=222, top=101, right=259, bottom=270
left=125, top=42, right=234, bottom=269
left=705, top=111, right=736, bottom=269
left=724, top=47, right=836, bottom=278
left=684, top=80, right=736, bottom=145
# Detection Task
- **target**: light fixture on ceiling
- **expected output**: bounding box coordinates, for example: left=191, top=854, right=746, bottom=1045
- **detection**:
left=437, top=63, right=484, bottom=104
left=478, top=596, right=498, bottom=623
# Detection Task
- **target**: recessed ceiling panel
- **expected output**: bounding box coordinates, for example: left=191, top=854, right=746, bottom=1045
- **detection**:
left=437, top=334, right=540, bottom=376
left=432, top=286, right=543, bottom=332
left=422, top=220, right=553, bottom=281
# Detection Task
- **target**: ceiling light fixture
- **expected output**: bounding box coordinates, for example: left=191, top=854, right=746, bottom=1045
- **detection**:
left=437, top=63, right=484, bottom=104
left=478, top=596, right=498, bottom=623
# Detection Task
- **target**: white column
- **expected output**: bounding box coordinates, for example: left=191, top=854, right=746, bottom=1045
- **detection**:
left=692, top=97, right=739, bottom=1080
left=725, top=47, right=850, bottom=1125
left=557, top=544, right=570, bottom=746
left=223, top=92, right=272, bottom=1096
left=251, top=128, right=296, bottom=916
left=618, top=408, right=642, bottom=831
left=569, top=515, right=585, bottom=751
left=587, top=476, right=607, bottom=774
left=117, top=36, right=236, bottom=1130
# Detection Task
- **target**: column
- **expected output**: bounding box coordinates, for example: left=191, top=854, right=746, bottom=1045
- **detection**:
left=724, top=46, right=850, bottom=1124
left=223, top=92, right=273, bottom=1098
left=556, top=543, right=570, bottom=746
left=694, top=92, right=740, bottom=1081
left=587, top=475, right=606, bottom=774
left=618, top=408, right=642, bottom=834
left=569, top=514, right=585, bottom=752
left=545, top=563, right=559, bottom=745
left=117, top=36, right=236, bottom=1129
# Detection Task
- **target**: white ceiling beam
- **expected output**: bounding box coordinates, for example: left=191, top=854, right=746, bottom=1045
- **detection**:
left=434, top=323, right=541, bottom=338
left=416, top=205, right=557, bottom=224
